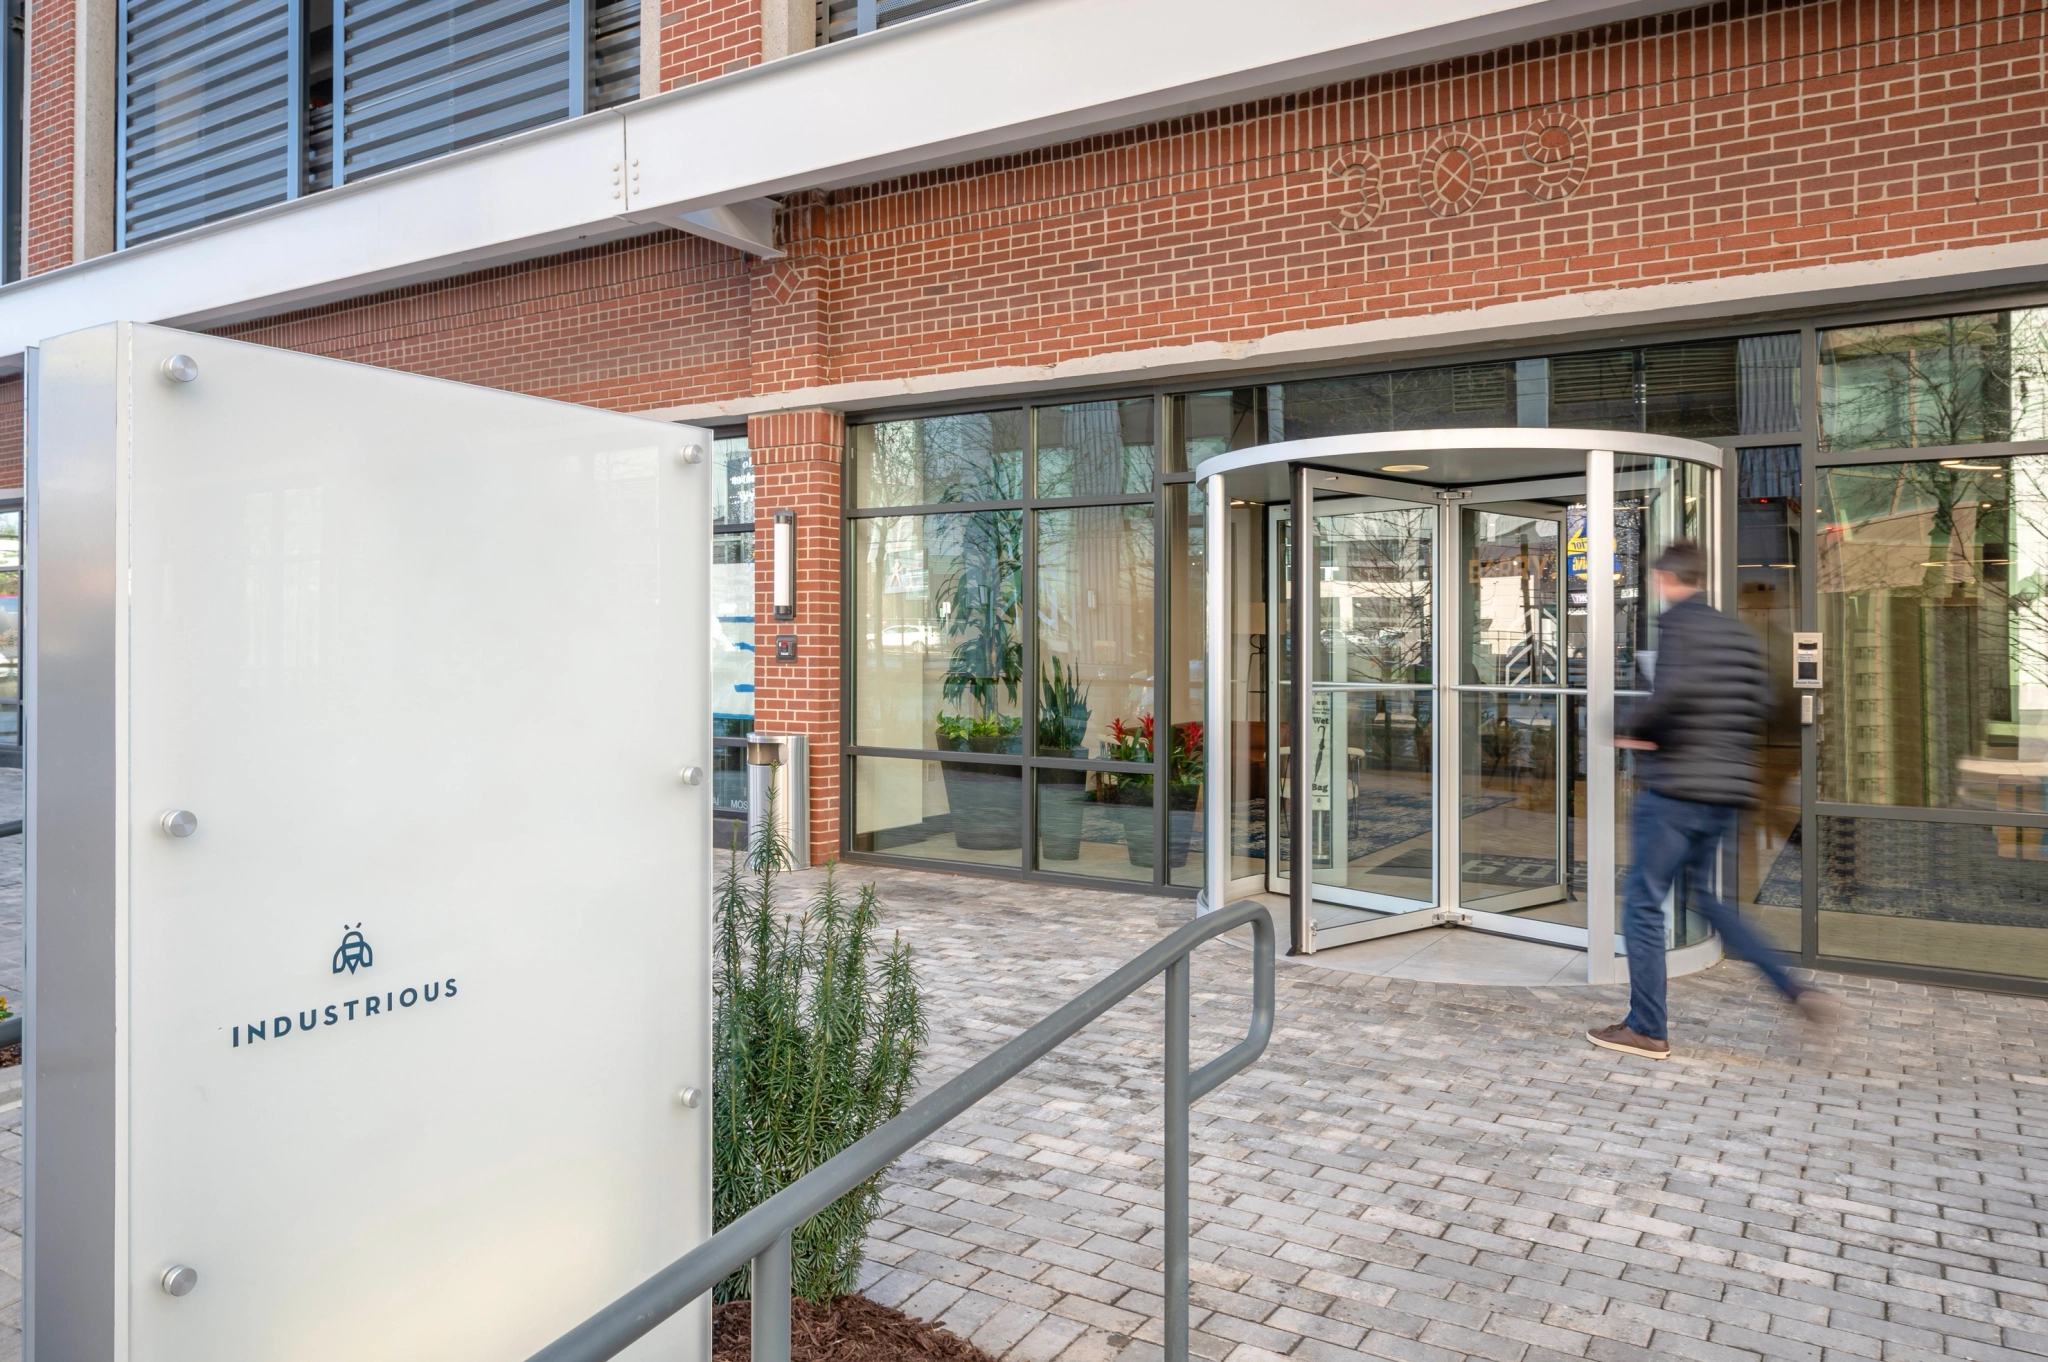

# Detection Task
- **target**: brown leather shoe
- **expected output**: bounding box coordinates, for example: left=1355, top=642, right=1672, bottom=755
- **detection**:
left=1586, top=1023, right=1671, bottom=1059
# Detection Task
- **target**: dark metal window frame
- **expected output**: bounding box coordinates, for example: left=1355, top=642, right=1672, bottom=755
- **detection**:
left=1801, top=390, right=2048, bottom=994
left=842, top=392, right=1193, bottom=893
left=711, top=425, right=753, bottom=826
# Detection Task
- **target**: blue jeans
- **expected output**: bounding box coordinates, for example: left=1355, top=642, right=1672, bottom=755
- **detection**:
left=1622, top=789, right=1803, bottom=1040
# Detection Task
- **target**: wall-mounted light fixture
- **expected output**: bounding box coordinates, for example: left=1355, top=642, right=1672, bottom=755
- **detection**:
left=773, top=509, right=796, bottom=621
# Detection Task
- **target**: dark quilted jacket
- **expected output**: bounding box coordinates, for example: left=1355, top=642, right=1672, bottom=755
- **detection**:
left=1621, top=595, right=1772, bottom=808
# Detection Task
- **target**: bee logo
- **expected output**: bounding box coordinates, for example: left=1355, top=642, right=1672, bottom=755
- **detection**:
left=332, top=924, right=373, bottom=975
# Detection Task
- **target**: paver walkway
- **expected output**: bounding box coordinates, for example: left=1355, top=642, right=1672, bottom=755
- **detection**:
left=813, top=861, right=2048, bottom=1362
left=5, top=856, right=2048, bottom=1362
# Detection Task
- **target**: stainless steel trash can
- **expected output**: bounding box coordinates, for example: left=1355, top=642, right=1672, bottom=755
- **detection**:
left=745, top=733, right=808, bottom=866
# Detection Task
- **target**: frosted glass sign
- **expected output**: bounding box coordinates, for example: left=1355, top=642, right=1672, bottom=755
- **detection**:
left=29, top=324, right=713, bottom=1361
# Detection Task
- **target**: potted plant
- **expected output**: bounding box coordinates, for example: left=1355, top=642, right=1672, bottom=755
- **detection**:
left=1094, top=714, right=1203, bottom=870
left=1035, top=658, right=1092, bottom=861
left=933, top=513, right=1024, bottom=849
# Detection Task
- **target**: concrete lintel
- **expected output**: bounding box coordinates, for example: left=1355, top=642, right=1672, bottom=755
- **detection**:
left=644, top=237, right=2048, bottom=425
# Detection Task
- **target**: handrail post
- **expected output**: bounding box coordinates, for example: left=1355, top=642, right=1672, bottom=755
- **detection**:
left=1163, top=956, right=1190, bottom=1362
left=752, top=1232, right=792, bottom=1362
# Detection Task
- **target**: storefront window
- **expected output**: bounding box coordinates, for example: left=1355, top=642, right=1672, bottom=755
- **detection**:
left=1034, top=505, right=1153, bottom=757
left=1818, top=816, right=2048, bottom=977
left=1819, top=309, right=2048, bottom=451
left=852, top=755, right=1022, bottom=868
left=1174, top=334, right=1801, bottom=467
left=853, top=411, right=1025, bottom=508
left=712, top=433, right=754, bottom=526
left=1818, top=455, right=2048, bottom=809
left=711, top=433, right=755, bottom=822
left=852, top=510, right=1025, bottom=752
left=1035, top=400, right=1154, bottom=498
left=1166, top=486, right=1206, bottom=887
left=1734, top=447, right=1805, bottom=953
left=1176, top=389, right=1263, bottom=472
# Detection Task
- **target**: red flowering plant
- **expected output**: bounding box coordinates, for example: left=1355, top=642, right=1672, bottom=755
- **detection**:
left=1094, top=714, right=1203, bottom=809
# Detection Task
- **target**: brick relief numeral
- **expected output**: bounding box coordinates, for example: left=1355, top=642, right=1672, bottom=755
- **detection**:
left=1326, top=151, right=1384, bottom=232
left=1522, top=110, right=1590, bottom=202
left=1419, top=132, right=1491, bottom=219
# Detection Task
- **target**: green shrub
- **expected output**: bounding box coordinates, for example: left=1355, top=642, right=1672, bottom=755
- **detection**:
left=713, top=808, right=926, bottom=1303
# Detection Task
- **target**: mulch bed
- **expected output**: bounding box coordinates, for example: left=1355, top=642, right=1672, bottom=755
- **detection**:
left=0, top=1044, right=17, bottom=1069
left=713, top=1296, right=997, bottom=1362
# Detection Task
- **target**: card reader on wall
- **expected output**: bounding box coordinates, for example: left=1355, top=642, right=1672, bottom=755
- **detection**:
left=1793, top=632, right=1822, bottom=726
left=1792, top=632, right=1822, bottom=688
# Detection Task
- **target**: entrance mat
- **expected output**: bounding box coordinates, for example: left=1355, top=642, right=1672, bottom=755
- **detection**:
left=1233, top=793, right=1518, bottom=860
left=1376, top=847, right=1568, bottom=889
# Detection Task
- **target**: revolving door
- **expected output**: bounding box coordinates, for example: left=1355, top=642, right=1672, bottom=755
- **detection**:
left=1198, top=431, right=1724, bottom=980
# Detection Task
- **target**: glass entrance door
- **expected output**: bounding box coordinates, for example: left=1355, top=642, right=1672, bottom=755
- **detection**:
left=1272, top=492, right=1439, bottom=938
left=1451, top=500, right=1586, bottom=939
left=1270, top=480, right=1593, bottom=951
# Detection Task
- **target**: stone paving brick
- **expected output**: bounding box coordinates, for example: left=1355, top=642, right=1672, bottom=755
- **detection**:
left=783, top=863, right=2048, bottom=1362
left=12, top=853, right=2048, bottom=1362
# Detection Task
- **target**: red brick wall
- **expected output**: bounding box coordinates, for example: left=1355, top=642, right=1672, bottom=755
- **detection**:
left=25, top=0, right=77, bottom=275
left=218, top=233, right=753, bottom=412
left=0, top=378, right=21, bottom=489
left=657, top=0, right=761, bottom=91
left=747, top=410, right=842, bottom=863
left=184, top=0, right=2048, bottom=414
left=808, top=0, right=2048, bottom=387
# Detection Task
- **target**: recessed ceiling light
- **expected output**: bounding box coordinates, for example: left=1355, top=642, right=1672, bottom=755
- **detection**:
left=1939, top=459, right=2002, bottom=471
left=1382, top=463, right=1429, bottom=473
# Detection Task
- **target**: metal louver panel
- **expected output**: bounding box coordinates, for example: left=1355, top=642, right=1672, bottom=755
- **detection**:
left=591, top=0, right=638, bottom=109
left=119, top=0, right=295, bottom=246
left=340, top=0, right=571, bottom=186
left=819, top=0, right=981, bottom=44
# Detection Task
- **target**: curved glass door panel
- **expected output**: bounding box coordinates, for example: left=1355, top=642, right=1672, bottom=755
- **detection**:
left=1308, top=687, right=1435, bottom=905
left=1458, top=690, right=1584, bottom=927
left=1273, top=493, right=1439, bottom=916
left=1462, top=506, right=1564, bottom=686
left=1456, top=497, right=1579, bottom=925
left=1315, top=501, right=1433, bottom=684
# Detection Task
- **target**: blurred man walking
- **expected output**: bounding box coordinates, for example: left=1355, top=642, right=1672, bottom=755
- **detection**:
left=1587, top=541, right=1832, bottom=1060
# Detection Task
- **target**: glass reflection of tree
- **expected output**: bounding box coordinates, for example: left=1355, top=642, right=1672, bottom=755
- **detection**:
left=930, top=422, right=1025, bottom=744
left=1322, top=508, right=1430, bottom=683
left=1820, top=455, right=2048, bottom=807
left=938, top=511, right=1023, bottom=734
left=1820, top=310, right=2048, bottom=452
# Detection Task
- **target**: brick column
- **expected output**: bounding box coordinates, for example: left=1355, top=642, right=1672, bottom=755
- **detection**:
left=748, top=410, right=842, bottom=863
left=24, top=0, right=79, bottom=275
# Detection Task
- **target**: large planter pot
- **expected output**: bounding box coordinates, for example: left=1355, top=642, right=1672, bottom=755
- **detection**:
left=940, top=762, right=1022, bottom=850
left=1036, top=757, right=1088, bottom=861
left=1120, top=783, right=1200, bottom=870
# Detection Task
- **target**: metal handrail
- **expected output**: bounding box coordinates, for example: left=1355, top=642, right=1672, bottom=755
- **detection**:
left=527, top=899, right=1276, bottom=1362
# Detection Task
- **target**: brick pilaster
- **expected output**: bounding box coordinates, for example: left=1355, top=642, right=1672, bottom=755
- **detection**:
left=24, top=0, right=78, bottom=275
left=748, top=192, right=831, bottom=394
left=656, top=0, right=761, bottom=91
left=748, top=409, right=843, bottom=863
